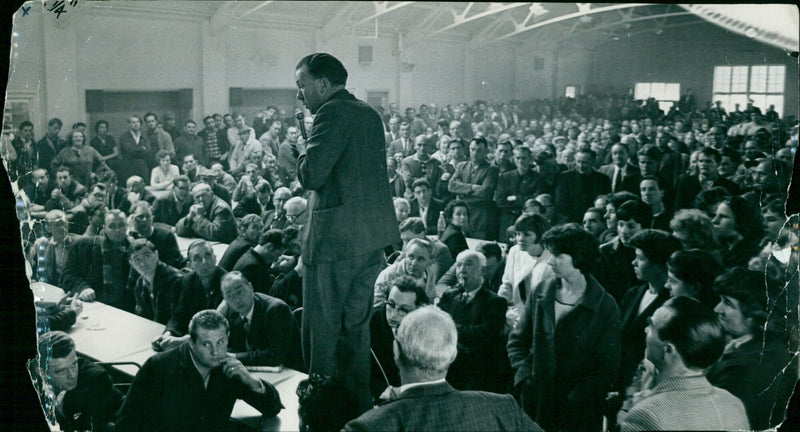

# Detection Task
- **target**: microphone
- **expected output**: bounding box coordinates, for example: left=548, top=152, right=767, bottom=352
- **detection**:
left=296, top=112, right=308, bottom=140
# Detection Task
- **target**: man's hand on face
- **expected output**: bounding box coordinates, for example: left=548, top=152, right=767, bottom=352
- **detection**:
left=220, top=357, right=264, bottom=393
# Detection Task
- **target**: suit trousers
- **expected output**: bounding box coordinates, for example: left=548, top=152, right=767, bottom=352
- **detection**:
left=302, top=249, right=383, bottom=415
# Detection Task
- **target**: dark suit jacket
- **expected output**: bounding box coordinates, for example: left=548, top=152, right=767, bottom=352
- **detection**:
left=118, top=130, right=151, bottom=183
left=132, top=261, right=184, bottom=325
left=218, top=237, right=256, bottom=271
left=657, top=147, right=684, bottom=191
left=233, top=248, right=275, bottom=294
left=617, top=284, right=670, bottom=390
left=593, top=237, right=638, bottom=303
left=344, top=381, right=542, bottom=432
left=707, top=337, right=798, bottom=430
left=232, top=194, right=264, bottom=218
left=166, top=267, right=227, bottom=335
left=115, top=343, right=282, bottom=432
left=409, top=197, right=445, bottom=235
left=152, top=192, right=191, bottom=226
left=674, top=173, right=740, bottom=210
left=132, top=224, right=186, bottom=269
left=60, top=235, right=135, bottom=312
left=437, top=288, right=507, bottom=391
left=439, top=225, right=468, bottom=262
left=56, top=358, right=123, bottom=432
left=219, top=292, right=303, bottom=370
left=36, top=135, right=66, bottom=174
left=297, top=89, right=400, bottom=264
left=369, top=305, right=399, bottom=401
left=598, top=163, right=642, bottom=195
left=494, top=169, right=542, bottom=218
left=554, top=169, right=611, bottom=223
left=175, top=196, right=237, bottom=243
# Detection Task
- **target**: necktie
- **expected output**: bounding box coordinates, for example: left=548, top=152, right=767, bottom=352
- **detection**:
left=242, top=316, right=251, bottom=350
left=612, top=167, right=621, bottom=192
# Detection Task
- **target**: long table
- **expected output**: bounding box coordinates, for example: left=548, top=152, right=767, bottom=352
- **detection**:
left=33, top=281, right=305, bottom=431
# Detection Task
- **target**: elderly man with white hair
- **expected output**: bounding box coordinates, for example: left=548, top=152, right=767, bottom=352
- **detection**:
left=283, top=196, right=308, bottom=228
left=344, top=306, right=540, bottom=431
left=436, top=250, right=508, bottom=392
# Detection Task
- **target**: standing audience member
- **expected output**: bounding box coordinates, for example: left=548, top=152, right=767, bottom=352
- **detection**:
left=508, top=224, right=620, bottom=432
left=712, top=196, right=763, bottom=267
left=494, top=146, right=541, bottom=239
left=447, top=136, right=500, bottom=240
left=664, top=249, right=722, bottom=307
left=174, top=120, right=205, bottom=167
left=555, top=148, right=611, bottom=223
left=36, top=117, right=67, bottom=178
left=346, top=306, right=541, bottom=432
left=118, top=115, right=151, bottom=183
left=90, top=120, right=122, bottom=182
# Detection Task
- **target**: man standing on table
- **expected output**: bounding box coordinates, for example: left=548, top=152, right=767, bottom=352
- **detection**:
left=294, top=53, right=400, bottom=415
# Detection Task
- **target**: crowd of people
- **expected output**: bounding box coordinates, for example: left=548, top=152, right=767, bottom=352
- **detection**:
left=9, top=88, right=800, bottom=431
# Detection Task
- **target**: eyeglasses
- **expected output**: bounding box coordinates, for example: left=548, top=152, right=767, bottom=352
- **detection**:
left=286, top=208, right=305, bottom=221
left=385, top=300, right=415, bottom=316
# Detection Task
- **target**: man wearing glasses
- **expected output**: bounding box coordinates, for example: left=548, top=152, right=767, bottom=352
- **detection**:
left=368, top=276, right=430, bottom=402
left=283, top=196, right=307, bottom=228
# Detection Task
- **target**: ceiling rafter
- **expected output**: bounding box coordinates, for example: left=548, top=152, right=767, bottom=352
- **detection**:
left=236, top=1, right=274, bottom=21
left=430, top=2, right=529, bottom=36
left=492, top=3, right=651, bottom=42
left=553, top=11, right=694, bottom=44
left=350, top=2, right=414, bottom=29
left=318, top=3, right=359, bottom=42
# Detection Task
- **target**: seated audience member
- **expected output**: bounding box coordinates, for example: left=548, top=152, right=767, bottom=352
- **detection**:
left=639, top=176, right=672, bottom=231
left=393, top=197, right=410, bottom=224
left=478, top=242, right=505, bottom=294
left=60, top=210, right=135, bottom=312
left=211, top=162, right=237, bottom=196
left=152, top=175, right=193, bottom=226
left=29, top=210, right=79, bottom=285
left=438, top=250, right=507, bottom=392
left=276, top=126, right=301, bottom=181
left=408, top=179, right=444, bottom=235
left=494, top=145, right=541, bottom=239
left=261, top=186, right=291, bottom=230
left=619, top=297, right=749, bottom=431
left=508, top=223, right=620, bottom=432
left=46, top=167, right=88, bottom=213
left=439, top=199, right=470, bottom=259
left=743, top=156, right=791, bottom=206
left=297, top=374, right=359, bottom=432
left=149, top=149, right=180, bottom=191
left=447, top=136, right=500, bottom=240
left=232, top=180, right=272, bottom=218
left=218, top=214, right=262, bottom=271
left=712, top=195, right=763, bottom=268
left=401, top=135, right=443, bottom=187
left=269, top=227, right=304, bottom=310
left=345, top=306, right=541, bottom=432
left=175, top=183, right=237, bottom=243
left=199, top=167, right=232, bottom=204
left=155, top=240, right=227, bottom=351
left=369, top=275, right=432, bottom=400
left=233, top=163, right=269, bottom=203
left=120, top=175, right=156, bottom=215
left=262, top=152, right=290, bottom=190
left=617, top=230, right=681, bottom=393
left=234, top=229, right=284, bottom=294
left=598, top=191, right=638, bottom=244
left=284, top=196, right=308, bottom=228
left=182, top=153, right=205, bottom=184
left=396, top=217, right=453, bottom=280
left=217, top=271, right=302, bottom=369
left=36, top=331, right=123, bottom=432
left=554, top=148, right=611, bottom=223
left=22, top=168, right=54, bottom=216
left=706, top=268, right=798, bottom=430
left=594, top=199, right=652, bottom=302
left=386, top=157, right=407, bottom=199
left=128, top=200, right=186, bottom=269
left=582, top=207, right=606, bottom=239
left=82, top=203, right=107, bottom=237
left=498, top=214, right=553, bottom=328
left=374, top=238, right=437, bottom=305
left=674, top=146, right=740, bottom=210
left=664, top=249, right=722, bottom=308
left=115, top=310, right=283, bottom=432
left=129, top=238, right=183, bottom=325
left=64, top=182, right=107, bottom=235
